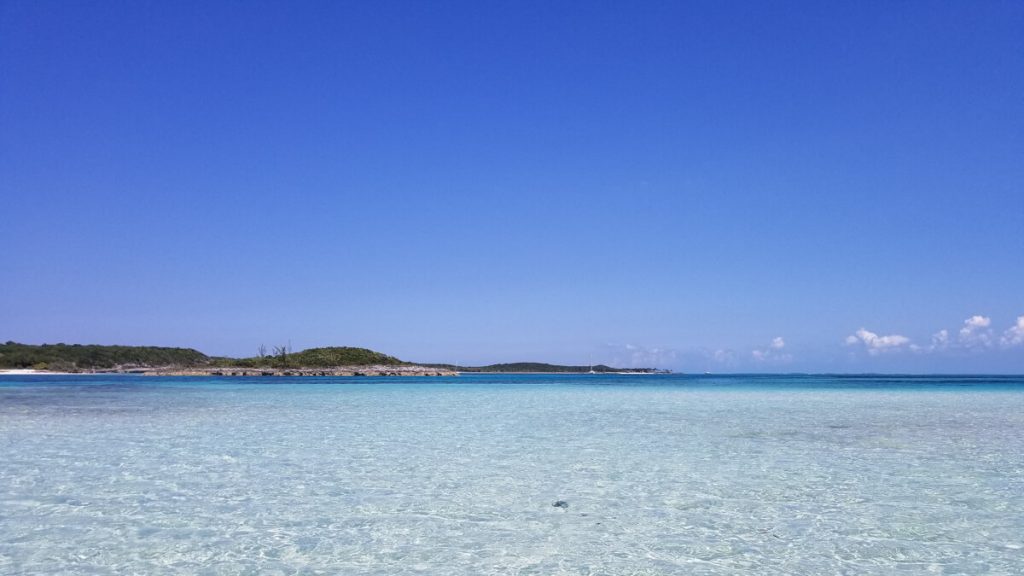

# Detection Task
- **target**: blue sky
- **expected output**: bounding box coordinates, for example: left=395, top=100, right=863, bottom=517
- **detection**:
left=2, top=1, right=1022, bottom=372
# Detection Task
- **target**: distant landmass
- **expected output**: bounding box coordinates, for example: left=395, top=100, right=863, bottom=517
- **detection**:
left=0, top=342, right=667, bottom=375
left=426, top=362, right=667, bottom=374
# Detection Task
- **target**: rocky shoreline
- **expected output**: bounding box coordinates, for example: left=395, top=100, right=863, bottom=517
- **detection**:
left=142, top=365, right=458, bottom=377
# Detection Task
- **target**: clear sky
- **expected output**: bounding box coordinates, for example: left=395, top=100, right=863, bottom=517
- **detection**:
left=2, top=1, right=1022, bottom=372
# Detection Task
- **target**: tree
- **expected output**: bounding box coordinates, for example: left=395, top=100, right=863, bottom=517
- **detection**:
left=273, top=345, right=288, bottom=368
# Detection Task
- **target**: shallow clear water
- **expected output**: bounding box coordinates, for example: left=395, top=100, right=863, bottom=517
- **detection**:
left=2, top=374, right=1023, bottom=575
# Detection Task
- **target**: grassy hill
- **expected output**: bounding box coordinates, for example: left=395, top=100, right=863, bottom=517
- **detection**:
left=221, top=346, right=406, bottom=368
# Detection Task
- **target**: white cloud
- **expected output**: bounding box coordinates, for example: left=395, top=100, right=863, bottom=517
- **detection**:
left=964, top=315, right=991, bottom=329
left=958, top=315, right=993, bottom=348
left=752, top=336, right=792, bottom=363
left=601, top=343, right=679, bottom=368
left=908, top=315, right=1024, bottom=354
left=712, top=348, right=737, bottom=365
left=1001, top=316, right=1024, bottom=348
left=913, top=329, right=950, bottom=353
left=845, top=328, right=911, bottom=355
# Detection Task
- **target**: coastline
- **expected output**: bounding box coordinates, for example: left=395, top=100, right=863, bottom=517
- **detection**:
left=457, top=371, right=666, bottom=375
left=146, top=365, right=457, bottom=377
left=2, top=366, right=457, bottom=377
left=0, top=368, right=662, bottom=377
left=0, top=369, right=80, bottom=375
left=0, top=368, right=665, bottom=377
left=1, top=343, right=665, bottom=377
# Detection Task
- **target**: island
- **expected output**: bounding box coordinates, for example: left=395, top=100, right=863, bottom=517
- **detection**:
left=0, top=341, right=668, bottom=376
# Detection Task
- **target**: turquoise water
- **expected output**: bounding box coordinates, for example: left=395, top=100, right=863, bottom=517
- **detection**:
left=2, top=374, right=1023, bottom=575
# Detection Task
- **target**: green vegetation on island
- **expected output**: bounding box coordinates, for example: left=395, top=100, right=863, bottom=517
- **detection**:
left=0, top=341, right=209, bottom=372
left=216, top=346, right=406, bottom=369
left=0, top=342, right=403, bottom=372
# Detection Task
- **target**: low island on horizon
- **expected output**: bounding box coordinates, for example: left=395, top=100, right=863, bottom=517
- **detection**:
left=0, top=341, right=670, bottom=377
